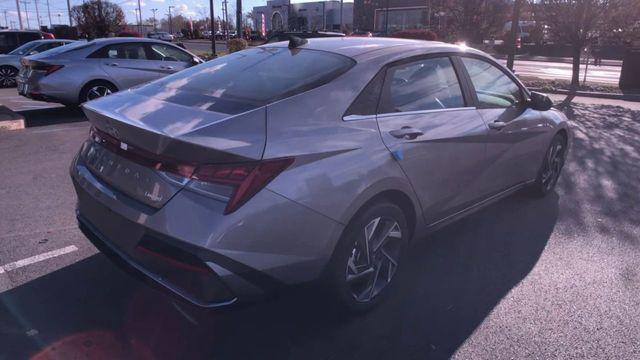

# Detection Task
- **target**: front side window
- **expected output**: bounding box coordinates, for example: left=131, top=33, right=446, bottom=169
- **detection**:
left=380, top=57, right=465, bottom=113
left=149, top=44, right=192, bottom=62
left=461, top=57, right=523, bottom=108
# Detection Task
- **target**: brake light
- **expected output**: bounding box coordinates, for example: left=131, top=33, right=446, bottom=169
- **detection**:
left=90, top=126, right=293, bottom=214
left=32, top=64, right=64, bottom=76
left=192, top=158, right=294, bottom=214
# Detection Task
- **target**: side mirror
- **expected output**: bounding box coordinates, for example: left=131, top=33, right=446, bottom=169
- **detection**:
left=529, top=91, right=553, bottom=111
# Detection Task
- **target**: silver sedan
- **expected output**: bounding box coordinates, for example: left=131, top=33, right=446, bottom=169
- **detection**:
left=71, top=37, right=570, bottom=311
left=0, top=39, right=74, bottom=87
left=16, top=37, right=202, bottom=105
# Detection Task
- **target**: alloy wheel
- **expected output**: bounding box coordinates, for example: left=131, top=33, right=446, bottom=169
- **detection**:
left=346, top=216, right=403, bottom=303
left=86, top=85, right=113, bottom=101
left=0, top=67, right=17, bottom=87
left=541, top=141, right=564, bottom=191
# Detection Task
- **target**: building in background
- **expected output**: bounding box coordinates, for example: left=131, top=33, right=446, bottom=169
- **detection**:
left=252, top=0, right=354, bottom=33
left=354, top=0, right=435, bottom=33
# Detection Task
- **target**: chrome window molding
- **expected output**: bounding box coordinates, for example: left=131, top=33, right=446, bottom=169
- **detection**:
left=376, top=107, right=476, bottom=119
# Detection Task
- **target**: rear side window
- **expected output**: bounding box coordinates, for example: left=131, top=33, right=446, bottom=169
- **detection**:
left=136, top=47, right=355, bottom=114
left=89, top=43, right=147, bottom=59
left=461, top=57, right=523, bottom=108
left=379, top=57, right=465, bottom=113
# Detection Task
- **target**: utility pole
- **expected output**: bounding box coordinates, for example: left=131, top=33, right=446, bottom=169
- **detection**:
left=137, top=0, right=142, bottom=34
left=46, top=0, right=51, bottom=26
left=339, top=0, right=343, bottom=32
left=209, top=0, right=216, bottom=56
left=506, top=0, right=522, bottom=71
left=15, top=0, right=23, bottom=29
left=3, top=10, right=8, bottom=28
left=168, top=5, right=174, bottom=34
left=151, top=8, right=157, bottom=30
left=235, top=0, right=241, bottom=39
left=66, top=0, right=71, bottom=25
left=57, top=12, right=61, bottom=24
left=34, top=0, right=40, bottom=29
left=427, top=0, right=431, bottom=28
left=20, top=0, right=30, bottom=29
left=384, top=0, right=389, bottom=34
left=222, top=0, right=228, bottom=40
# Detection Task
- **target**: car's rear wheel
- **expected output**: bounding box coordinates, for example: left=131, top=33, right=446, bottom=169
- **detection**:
left=326, top=201, right=408, bottom=312
left=0, top=66, right=18, bottom=88
left=531, top=133, right=567, bottom=196
left=79, top=81, right=118, bottom=103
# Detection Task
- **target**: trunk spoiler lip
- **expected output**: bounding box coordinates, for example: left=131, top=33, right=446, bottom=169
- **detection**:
left=81, top=93, right=267, bottom=163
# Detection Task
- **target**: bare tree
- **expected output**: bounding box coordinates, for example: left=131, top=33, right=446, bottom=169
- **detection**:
left=437, top=0, right=511, bottom=43
left=536, top=0, right=640, bottom=90
left=71, top=0, right=125, bottom=38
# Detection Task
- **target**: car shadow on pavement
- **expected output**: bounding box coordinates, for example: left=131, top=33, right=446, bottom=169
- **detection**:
left=19, top=106, right=86, bottom=128
left=0, top=191, right=558, bottom=360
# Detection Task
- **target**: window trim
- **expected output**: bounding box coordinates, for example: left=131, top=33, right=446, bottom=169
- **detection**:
left=453, top=54, right=530, bottom=110
left=88, top=42, right=151, bottom=60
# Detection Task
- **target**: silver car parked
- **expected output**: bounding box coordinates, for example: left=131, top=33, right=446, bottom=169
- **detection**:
left=71, top=38, right=570, bottom=311
left=0, top=39, right=74, bottom=87
left=16, top=37, right=202, bottom=105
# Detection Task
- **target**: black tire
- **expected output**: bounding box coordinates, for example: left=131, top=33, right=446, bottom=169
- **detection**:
left=530, top=133, right=567, bottom=197
left=0, top=66, right=18, bottom=88
left=325, top=201, right=408, bottom=312
left=79, top=80, right=118, bottom=104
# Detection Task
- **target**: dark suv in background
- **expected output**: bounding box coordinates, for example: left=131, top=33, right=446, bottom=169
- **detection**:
left=0, top=30, right=48, bottom=54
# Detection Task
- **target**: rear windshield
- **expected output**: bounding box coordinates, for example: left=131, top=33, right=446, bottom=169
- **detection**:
left=135, top=47, right=355, bottom=114
left=8, top=41, right=40, bottom=55
left=36, top=40, right=90, bottom=56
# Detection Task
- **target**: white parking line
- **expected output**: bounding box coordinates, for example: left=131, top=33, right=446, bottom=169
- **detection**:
left=0, top=245, right=78, bottom=274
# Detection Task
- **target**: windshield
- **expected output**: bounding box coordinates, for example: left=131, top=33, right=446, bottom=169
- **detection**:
left=136, top=47, right=355, bottom=114
left=8, top=41, right=41, bottom=55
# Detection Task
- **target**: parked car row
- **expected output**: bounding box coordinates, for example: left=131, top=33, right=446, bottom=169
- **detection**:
left=0, top=39, right=74, bottom=87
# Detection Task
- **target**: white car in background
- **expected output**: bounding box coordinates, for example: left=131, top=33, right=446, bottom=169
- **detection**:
left=147, top=32, right=174, bottom=42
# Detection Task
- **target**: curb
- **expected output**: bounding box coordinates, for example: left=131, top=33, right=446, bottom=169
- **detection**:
left=0, top=106, right=25, bottom=131
left=530, top=88, right=640, bottom=102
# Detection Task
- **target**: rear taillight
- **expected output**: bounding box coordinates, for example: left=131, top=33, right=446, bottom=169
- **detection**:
left=32, top=64, right=64, bottom=76
left=192, top=158, right=294, bottom=214
left=90, top=126, right=293, bottom=214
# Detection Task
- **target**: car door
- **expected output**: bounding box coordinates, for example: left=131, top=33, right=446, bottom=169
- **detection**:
left=458, top=56, right=548, bottom=194
left=145, top=43, right=195, bottom=75
left=93, top=42, right=163, bottom=89
left=375, top=56, right=492, bottom=225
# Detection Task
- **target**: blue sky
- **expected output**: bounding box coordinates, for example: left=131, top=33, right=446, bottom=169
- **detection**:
left=1, top=0, right=352, bottom=29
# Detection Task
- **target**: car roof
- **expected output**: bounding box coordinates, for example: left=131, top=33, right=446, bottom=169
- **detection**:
left=89, top=37, right=171, bottom=44
left=260, top=37, right=479, bottom=59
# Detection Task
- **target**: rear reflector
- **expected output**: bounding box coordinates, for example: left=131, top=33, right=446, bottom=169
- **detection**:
left=90, top=126, right=293, bottom=214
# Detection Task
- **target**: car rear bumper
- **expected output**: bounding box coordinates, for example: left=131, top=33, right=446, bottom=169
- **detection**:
left=71, top=148, right=344, bottom=307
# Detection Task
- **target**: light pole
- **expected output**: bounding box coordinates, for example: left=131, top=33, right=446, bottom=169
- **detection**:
left=168, top=5, right=174, bottom=34
left=66, top=0, right=71, bottom=26
left=151, top=8, right=157, bottom=30
left=2, top=10, right=7, bottom=28
left=57, top=12, right=61, bottom=24
left=46, top=0, right=51, bottom=27
left=15, top=0, right=23, bottom=29
left=137, top=0, right=143, bottom=35
left=209, top=0, right=216, bottom=56
left=20, top=0, right=30, bottom=29
left=35, top=0, right=41, bottom=29
left=506, top=0, right=522, bottom=71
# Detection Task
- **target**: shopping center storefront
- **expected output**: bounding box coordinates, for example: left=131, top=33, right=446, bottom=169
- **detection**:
left=354, top=0, right=437, bottom=32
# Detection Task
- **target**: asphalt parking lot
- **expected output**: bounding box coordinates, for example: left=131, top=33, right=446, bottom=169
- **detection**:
left=0, top=90, right=639, bottom=359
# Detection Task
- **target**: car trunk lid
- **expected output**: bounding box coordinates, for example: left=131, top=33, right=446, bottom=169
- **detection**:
left=80, top=91, right=266, bottom=208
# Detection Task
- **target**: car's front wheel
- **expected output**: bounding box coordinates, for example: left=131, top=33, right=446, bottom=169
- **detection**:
left=326, top=201, right=408, bottom=312
left=531, top=133, right=567, bottom=196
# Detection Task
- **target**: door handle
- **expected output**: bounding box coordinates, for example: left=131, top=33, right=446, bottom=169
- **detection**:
left=105, top=62, right=119, bottom=67
left=488, top=121, right=507, bottom=130
left=160, top=65, right=174, bottom=70
left=389, top=126, right=424, bottom=140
